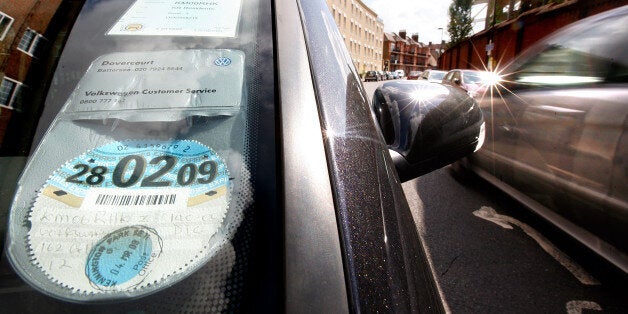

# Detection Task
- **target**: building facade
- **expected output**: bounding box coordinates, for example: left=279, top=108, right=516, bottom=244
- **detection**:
left=326, top=0, right=385, bottom=73
left=383, top=31, right=433, bottom=74
left=0, top=0, right=83, bottom=154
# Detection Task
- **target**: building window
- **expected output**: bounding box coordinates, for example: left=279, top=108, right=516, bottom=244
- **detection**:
left=17, top=28, right=46, bottom=57
left=0, top=11, right=14, bottom=40
left=0, top=77, right=24, bottom=110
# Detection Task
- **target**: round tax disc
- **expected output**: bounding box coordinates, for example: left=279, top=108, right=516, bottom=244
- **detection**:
left=27, top=139, right=230, bottom=298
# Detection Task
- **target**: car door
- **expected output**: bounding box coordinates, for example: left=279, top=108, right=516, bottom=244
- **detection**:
left=295, top=0, right=445, bottom=312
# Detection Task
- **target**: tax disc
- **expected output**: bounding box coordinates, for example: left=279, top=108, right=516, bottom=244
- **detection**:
left=26, top=139, right=230, bottom=298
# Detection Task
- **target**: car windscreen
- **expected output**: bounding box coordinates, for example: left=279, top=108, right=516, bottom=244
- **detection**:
left=0, top=0, right=279, bottom=311
left=430, top=72, right=445, bottom=80
left=462, top=72, right=482, bottom=84
left=510, top=10, right=628, bottom=86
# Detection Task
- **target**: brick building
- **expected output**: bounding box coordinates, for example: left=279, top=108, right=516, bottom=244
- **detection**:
left=383, top=30, right=435, bottom=74
left=326, top=0, right=385, bottom=73
left=441, top=0, right=628, bottom=71
left=0, top=0, right=82, bottom=154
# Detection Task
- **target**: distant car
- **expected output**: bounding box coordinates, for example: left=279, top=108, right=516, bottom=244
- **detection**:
left=395, top=69, right=405, bottom=78
left=455, top=5, right=628, bottom=273
left=365, top=70, right=380, bottom=81
left=441, top=69, right=498, bottom=98
left=420, top=70, right=447, bottom=83
left=378, top=71, right=386, bottom=80
left=407, top=71, right=421, bottom=80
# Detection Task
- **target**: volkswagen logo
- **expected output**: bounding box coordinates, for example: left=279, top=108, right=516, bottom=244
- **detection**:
left=214, top=57, right=232, bottom=67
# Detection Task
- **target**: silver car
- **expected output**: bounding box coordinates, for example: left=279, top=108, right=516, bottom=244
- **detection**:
left=420, top=69, right=447, bottom=83
left=456, top=5, right=628, bottom=272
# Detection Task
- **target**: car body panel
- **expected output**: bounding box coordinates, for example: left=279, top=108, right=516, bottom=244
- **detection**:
left=297, top=0, right=445, bottom=311
left=276, top=0, right=349, bottom=311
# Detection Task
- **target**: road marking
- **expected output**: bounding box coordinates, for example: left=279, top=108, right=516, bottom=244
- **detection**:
left=473, top=206, right=600, bottom=285
left=566, top=300, right=602, bottom=314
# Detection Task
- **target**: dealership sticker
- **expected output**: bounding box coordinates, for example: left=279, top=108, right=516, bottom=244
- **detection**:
left=63, top=49, right=244, bottom=121
left=27, top=139, right=230, bottom=294
left=108, top=0, right=242, bottom=37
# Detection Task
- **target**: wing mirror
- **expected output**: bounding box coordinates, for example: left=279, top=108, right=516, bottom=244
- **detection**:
left=372, top=81, right=485, bottom=181
left=453, top=78, right=461, bottom=85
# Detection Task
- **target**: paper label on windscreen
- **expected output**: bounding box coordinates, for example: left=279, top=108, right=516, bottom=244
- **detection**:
left=27, top=139, right=230, bottom=293
left=64, top=49, right=244, bottom=121
left=108, top=0, right=242, bottom=37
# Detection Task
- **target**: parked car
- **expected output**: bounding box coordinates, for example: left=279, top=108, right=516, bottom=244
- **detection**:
left=377, top=70, right=386, bottom=80
left=454, top=5, right=628, bottom=273
left=364, top=70, right=380, bottom=81
left=441, top=69, right=498, bottom=98
left=395, top=69, right=405, bottom=78
left=407, top=71, right=422, bottom=80
left=0, top=0, right=483, bottom=311
left=420, top=70, right=447, bottom=83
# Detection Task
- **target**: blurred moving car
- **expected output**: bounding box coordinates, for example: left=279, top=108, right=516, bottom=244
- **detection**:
left=441, top=69, right=498, bottom=98
left=407, top=71, right=422, bottom=80
left=420, top=70, right=447, bottom=83
left=0, top=0, right=484, bottom=312
left=455, top=5, right=628, bottom=272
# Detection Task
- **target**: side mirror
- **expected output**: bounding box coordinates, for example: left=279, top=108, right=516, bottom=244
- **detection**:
left=453, top=78, right=461, bottom=85
left=372, top=81, right=485, bottom=181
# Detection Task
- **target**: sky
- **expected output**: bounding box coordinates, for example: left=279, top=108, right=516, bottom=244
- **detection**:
left=361, top=0, right=487, bottom=45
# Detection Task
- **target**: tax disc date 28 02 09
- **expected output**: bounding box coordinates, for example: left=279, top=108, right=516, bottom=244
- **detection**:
left=25, top=139, right=231, bottom=295
left=59, top=140, right=228, bottom=193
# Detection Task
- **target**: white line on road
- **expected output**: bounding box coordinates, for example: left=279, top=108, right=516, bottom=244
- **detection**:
left=473, top=206, right=600, bottom=285
left=566, top=300, right=602, bottom=314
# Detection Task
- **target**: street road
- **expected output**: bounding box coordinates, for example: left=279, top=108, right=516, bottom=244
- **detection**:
left=362, top=80, right=627, bottom=313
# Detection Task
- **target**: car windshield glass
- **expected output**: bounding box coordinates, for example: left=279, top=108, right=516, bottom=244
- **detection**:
left=513, top=12, right=628, bottom=85
left=0, top=0, right=278, bottom=310
left=430, top=72, right=445, bottom=80
left=463, top=72, right=482, bottom=84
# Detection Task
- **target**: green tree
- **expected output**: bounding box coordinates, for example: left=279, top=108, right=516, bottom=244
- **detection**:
left=447, top=0, right=474, bottom=45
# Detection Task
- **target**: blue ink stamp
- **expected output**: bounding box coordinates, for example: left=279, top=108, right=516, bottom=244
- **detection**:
left=86, top=225, right=162, bottom=290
